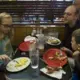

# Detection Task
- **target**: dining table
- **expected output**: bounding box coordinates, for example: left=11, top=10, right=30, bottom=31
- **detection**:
left=2, top=36, right=72, bottom=80
left=4, top=58, right=72, bottom=80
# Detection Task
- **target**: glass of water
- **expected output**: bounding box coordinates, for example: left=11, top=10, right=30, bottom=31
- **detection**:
left=37, top=35, right=45, bottom=56
left=29, top=49, right=39, bottom=69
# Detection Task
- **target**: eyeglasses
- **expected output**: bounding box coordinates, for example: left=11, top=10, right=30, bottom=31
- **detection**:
left=64, top=12, right=72, bottom=16
left=1, top=24, right=13, bottom=28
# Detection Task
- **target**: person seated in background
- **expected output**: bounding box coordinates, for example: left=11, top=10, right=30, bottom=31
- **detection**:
left=0, top=12, right=14, bottom=70
left=62, top=5, right=80, bottom=50
left=61, top=29, right=80, bottom=80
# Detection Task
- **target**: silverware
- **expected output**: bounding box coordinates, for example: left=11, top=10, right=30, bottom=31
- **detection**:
left=13, top=60, right=19, bottom=64
left=12, top=48, right=18, bottom=57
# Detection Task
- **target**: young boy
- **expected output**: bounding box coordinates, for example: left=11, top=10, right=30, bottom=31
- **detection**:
left=61, top=28, right=80, bottom=80
left=71, top=29, right=80, bottom=80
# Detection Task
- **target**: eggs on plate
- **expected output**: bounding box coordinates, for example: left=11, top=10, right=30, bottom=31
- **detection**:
left=15, top=58, right=28, bottom=67
left=6, top=57, right=31, bottom=72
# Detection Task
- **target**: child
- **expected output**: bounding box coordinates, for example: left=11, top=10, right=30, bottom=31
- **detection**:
left=71, top=29, right=80, bottom=80
left=61, top=28, right=80, bottom=80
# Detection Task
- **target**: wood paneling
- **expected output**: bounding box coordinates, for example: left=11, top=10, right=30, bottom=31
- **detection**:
left=12, top=25, right=65, bottom=46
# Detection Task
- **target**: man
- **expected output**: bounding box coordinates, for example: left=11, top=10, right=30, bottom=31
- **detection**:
left=62, top=5, right=80, bottom=50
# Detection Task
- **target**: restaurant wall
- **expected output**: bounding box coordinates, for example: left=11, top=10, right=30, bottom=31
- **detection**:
left=12, top=25, right=65, bottom=46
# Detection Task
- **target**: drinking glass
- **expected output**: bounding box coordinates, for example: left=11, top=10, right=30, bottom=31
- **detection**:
left=37, top=35, right=44, bottom=55
left=48, top=31, right=58, bottom=38
left=53, top=32, right=59, bottom=38
left=29, top=49, right=39, bottom=69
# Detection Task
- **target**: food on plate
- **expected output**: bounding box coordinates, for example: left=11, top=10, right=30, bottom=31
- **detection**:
left=57, top=56, right=67, bottom=60
left=48, top=52, right=67, bottom=61
left=15, top=58, right=28, bottom=67
left=46, top=66, right=60, bottom=74
left=47, top=38, right=59, bottom=44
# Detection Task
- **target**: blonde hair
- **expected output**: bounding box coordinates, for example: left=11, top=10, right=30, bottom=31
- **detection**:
left=0, top=12, right=12, bottom=24
left=0, top=12, right=14, bottom=40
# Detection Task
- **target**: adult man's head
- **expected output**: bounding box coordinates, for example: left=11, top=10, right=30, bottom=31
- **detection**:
left=64, top=5, right=79, bottom=26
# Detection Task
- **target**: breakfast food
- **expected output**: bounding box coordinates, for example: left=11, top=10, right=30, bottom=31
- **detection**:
left=47, top=37, right=60, bottom=45
left=15, top=58, right=28, bottom=67
left=48, top=39, right=59, bottom=44
left=57, top=56, right=67, bottom=60
left=48, top=52, right=67, bottom=61
left=46, top=66, right=60, bottom=74
left=6, top=57, right=31, bottom=72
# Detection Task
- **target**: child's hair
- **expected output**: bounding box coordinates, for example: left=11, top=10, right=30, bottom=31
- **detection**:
left=72, top=28, right=80, bottom=44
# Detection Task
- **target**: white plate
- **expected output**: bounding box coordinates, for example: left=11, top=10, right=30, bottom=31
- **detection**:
left=24, top=36, right=36, bottom=42
left=40, top=67, right=66, bottom=79
left=46, top=36, right=61, bottom=45
left=6, top=57, right=30, bottom=72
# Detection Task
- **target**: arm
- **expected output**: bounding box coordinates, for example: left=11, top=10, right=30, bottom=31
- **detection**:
left=61, top=47, right=73, bottom=57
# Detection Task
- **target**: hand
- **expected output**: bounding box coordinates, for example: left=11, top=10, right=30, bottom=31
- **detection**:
left=0, top=54, right=11, bottom=60
left=61, top=47, right=69, bottom=51
left=61, top=47, right=73, bottom=54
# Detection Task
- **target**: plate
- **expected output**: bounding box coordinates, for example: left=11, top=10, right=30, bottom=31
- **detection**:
left=6, top=57, right=30, bottom=72
left=43, top=48, right=67, bottom=67
left=18, top=41, right=30, bottom=51
left=24, top=36, right=36, bottom=42
left=40, top=67, right=66, bottom=79
left=46, top=36, right=61, bottom=45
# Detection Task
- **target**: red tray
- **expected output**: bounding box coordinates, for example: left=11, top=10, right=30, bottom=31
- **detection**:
left=43, top=48, right=67, bottom=67
left=18, top=41, right=30, bottom=51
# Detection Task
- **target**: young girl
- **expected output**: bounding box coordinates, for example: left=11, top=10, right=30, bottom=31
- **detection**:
left=0, top=12, right=14, bottom=68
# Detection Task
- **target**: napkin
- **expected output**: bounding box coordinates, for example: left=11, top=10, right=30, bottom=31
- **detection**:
left=40, top=67, right=66, bottom=79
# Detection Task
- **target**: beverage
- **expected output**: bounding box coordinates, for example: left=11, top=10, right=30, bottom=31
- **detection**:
left=29, top=49, right=39, bottom=69
left=31, top=56, right=39, bottom=69
left=38, top=45, right=44, bottom=55
left=29, top=47, right=40, bottom=78
left=37, top=35, right=44, bottom=55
